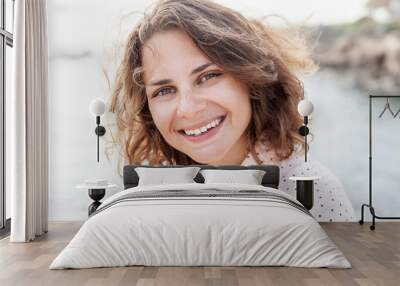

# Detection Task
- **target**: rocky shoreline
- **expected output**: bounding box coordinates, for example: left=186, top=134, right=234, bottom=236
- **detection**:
left=314, top=20, right=400, bottom=93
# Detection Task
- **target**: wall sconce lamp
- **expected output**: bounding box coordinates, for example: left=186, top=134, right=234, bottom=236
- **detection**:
left=89, top=98, right=106, bottom=162
left=297, top=99, right=314, bottom=163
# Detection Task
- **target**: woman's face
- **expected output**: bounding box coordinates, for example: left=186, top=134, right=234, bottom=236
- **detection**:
left=142, top=28, right=252, bottom=165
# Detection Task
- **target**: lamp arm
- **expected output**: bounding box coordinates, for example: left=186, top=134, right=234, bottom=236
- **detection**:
left=93, top=116, right=106, bottom=162
left=97, top=116, right=100, bottom=162
left=304, top=116, right=308, bottom=163
left=297, top=99, right=314, bottom=163
left=305, top=128, right=308, bottom=162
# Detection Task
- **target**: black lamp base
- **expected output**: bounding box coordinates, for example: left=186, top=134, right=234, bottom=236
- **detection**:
left=298, top=125, right=309, bottom=136
left=95, top=125, right=106, bottom=136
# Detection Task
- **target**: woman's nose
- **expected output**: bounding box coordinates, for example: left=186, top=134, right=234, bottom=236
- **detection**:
left=176, top=91, right=207, bottom=118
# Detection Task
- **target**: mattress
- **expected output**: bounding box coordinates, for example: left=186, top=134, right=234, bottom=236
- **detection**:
left=50, top=183, right=350, bottom=269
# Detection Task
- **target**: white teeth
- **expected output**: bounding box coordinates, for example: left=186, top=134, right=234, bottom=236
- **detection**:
left=182, top=117, right=223, bottom=136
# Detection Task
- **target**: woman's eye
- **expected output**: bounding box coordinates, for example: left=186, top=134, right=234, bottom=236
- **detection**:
left=153, top=87, right=175, bottom=98
left=198, top=72, right=221, bottom=84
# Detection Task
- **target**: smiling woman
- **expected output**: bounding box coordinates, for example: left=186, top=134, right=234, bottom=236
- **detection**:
left=110, top=0, right=316, bottom=166
left=143, top=29, right=252, bottom=165
left=110, top=0, right=356, bottom=221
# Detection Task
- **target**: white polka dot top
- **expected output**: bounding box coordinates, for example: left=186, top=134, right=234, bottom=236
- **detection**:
left=241, top=143, right=356, bottom=222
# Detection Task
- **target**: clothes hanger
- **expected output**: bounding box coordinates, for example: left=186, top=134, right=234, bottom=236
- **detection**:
left=378, top=98, right=395, bottom=118
left=394, top=107, right=400, bottom=119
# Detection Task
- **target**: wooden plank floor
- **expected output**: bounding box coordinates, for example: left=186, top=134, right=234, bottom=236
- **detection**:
left=0, top=222, right=399, bottom=286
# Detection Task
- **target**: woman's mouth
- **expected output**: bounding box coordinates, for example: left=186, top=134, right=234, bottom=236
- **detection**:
left=178, top=115, right=226, bottom=143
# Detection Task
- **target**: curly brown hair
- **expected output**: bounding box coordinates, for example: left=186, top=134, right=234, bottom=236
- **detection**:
left=110, top=0, right=318, bottom=165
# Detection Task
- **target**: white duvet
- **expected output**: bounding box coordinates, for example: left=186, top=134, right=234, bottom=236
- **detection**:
left=50, top=183, right=350, bottom=269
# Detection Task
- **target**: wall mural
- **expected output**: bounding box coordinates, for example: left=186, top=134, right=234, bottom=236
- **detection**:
left=48, top=0, right=400, bottom=221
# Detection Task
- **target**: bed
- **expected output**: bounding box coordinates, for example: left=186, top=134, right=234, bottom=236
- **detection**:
left=50, top=165, right=350, bottom=269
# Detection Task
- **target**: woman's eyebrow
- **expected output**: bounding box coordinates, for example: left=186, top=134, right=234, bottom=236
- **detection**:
left=147, top=62, right=214, bottom=87
left=190, top=62, right=213, bottom=75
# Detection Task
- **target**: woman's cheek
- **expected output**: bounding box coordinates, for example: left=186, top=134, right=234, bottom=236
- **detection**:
left=149, top=101, right=176, bottom=134
left=219, top=90, right=251, bottom=129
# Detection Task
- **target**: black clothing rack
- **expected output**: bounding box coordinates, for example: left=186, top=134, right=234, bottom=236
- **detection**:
left=359, top=95, right=400, bottom=230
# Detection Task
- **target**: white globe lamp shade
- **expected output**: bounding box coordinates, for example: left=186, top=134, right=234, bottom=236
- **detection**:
left=297, top=99, right=314, bottom=116
left=89, top=98, right=106, bottom=117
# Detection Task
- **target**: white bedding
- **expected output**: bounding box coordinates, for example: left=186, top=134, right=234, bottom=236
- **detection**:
left=50, top=183, right=351, bottom=269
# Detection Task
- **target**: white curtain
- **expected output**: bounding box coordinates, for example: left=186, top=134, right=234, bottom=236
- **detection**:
left=8, top=0, right=49, bottom=242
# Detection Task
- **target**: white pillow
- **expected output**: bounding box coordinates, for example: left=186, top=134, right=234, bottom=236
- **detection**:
left=200, top=169, right=266, bottom=185
left=135, top=167, right=201, bottom=186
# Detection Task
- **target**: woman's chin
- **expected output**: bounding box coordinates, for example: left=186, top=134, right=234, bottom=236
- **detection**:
left=186, top=148, right=229, bottom=165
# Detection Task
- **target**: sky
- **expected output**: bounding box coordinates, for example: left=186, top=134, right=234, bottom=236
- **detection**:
left=51, top=0, right=371, bottom=26
left=215, top=0, right=369, bottom=25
